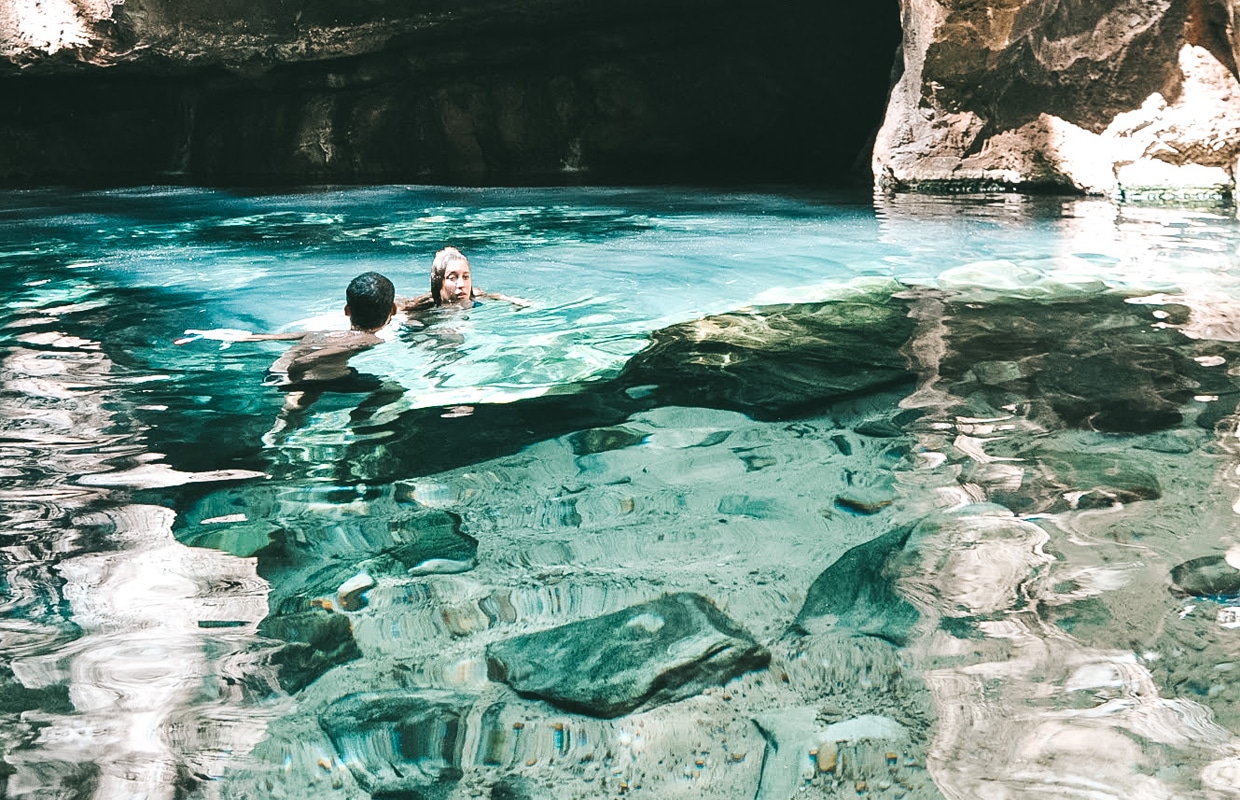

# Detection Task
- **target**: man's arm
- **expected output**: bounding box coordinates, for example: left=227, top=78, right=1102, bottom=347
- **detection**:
left=241, top=332, right=309, bottom=342
left=175, top=329, right=308, bottom=346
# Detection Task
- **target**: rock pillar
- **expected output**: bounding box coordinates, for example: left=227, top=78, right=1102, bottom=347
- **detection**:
left=873, top=0, right=1240, bottom=198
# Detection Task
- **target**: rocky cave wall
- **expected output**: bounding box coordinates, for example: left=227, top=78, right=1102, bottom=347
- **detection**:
left=0, top=0, right=901, bottom=187
left=874, top=0, right=1240, bottom=198
left=2, top=0, right=1239, bottom=195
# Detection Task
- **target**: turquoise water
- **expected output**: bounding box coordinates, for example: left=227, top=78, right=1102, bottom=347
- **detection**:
left=4, top=186, right=1240, bottom=798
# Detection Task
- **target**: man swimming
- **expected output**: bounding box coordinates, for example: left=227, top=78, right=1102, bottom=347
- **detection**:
left=177, top=271, right=397, bottom=388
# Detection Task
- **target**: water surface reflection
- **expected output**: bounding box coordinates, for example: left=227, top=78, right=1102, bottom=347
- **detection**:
left=3, top=188, right=1240, bottom=799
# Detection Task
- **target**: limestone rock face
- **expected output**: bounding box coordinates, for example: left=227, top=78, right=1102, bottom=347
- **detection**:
left=874, top=0, right=1240, bottom=197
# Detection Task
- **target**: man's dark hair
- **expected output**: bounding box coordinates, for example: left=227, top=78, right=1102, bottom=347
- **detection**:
left=346, top=272, right=395, bottom=330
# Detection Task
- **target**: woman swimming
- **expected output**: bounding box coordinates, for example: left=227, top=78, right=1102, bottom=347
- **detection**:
left=399, top=246, right=528, bottom=312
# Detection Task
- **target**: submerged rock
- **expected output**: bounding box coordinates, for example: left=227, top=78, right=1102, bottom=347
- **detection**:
left=178, top=483, right=478, bottom=616
left=258, top=608, right=362, bottom=694
left=491, top=775, right=540, bottom=800
left=486, top=592, right=770, bottom=718
left=0, top=663, right=71, bottom=716
left=939, top=297, right=1233, bottom=436
left=974, top=448, right=1163, bottom=515
left=834, top=485, right=897, bottom=515
left=334, top=572, right=375, bottom=611
left=792, top=524, right=919, bottom=646
left=568, top=426, right=647, bottom=456
left=1036, top=349, right=1192, bottom=433
left=618, top=297, right=916, bottom=421
left=1035, top=450, right=1162, bottom=511
left=320, top=690, right=472, bottom=799
left=322, top=296, right=923, bottom=485
left=1171, top=556, right=1240, bottom=598
left=751, top=706, right=821, bottom=800
left=752, top=706, right=912, bottom=800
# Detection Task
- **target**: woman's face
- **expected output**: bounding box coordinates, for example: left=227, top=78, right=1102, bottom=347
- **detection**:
left=438, top=258, right=473, bottom=306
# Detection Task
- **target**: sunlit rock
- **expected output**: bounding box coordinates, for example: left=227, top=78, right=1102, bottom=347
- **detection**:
left=874, top=1, right=1240, bottom=198
left=619, top=299, right=917, bottom=421
left=791, top=523, right=919, bottom=646
left=320, top=690, right=472, bottom=798
left=834, top=485, right=898, bottom=515
left=334, top=572, right=375, bottom=612
left=486, top=592, right=770, bottom=718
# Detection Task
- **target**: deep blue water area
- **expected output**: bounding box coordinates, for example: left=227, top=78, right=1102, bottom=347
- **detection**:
left=5, top=186, right=1240, bottom=799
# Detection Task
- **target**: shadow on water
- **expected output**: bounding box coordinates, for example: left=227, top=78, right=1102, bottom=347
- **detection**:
left=245, top=287, right=1230, bottom=489
left=285, top=292, right=921, bottom=486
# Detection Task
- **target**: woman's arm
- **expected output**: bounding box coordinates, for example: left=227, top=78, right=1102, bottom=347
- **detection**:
left=479, top=290, right=532, bottom=309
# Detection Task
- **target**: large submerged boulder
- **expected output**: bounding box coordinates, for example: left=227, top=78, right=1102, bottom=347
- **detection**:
left=792, top=523, right=919, bottom=646
left=618, top=297, right=917, bottom=421
left=936, top=295, right=1235, bottom=435
left=874, top=0, right=1240, bottom=198
left=485, top=592, right=770, bottom=718
left=1171, top=554, right=1240, bottom=598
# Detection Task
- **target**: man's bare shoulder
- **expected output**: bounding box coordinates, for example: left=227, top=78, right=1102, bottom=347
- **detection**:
left=397, top=293, right=435, bottom=313
left=268, top=329, right=383, bottom=384
left=300, top=329, right=382, bottom=348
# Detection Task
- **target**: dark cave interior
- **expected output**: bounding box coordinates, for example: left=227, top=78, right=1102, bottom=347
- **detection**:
left=0, top=1, right=902, bottom=187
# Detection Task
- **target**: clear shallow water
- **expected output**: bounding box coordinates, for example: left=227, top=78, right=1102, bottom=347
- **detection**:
left=4, top=186, right=1240, bottom=799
